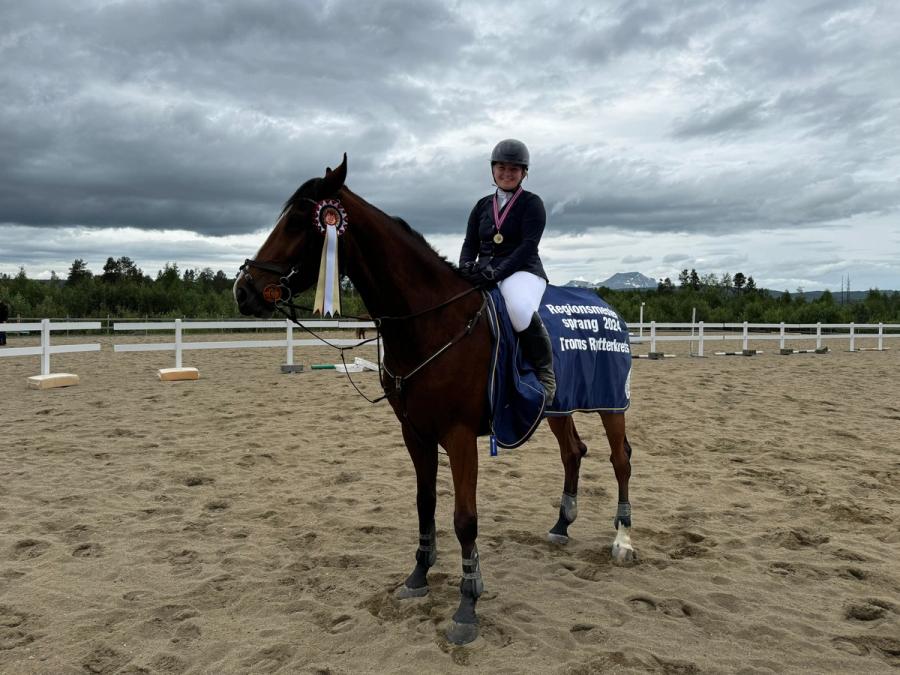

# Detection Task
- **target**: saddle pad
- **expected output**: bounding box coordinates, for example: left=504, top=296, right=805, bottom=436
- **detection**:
left=487, top=285, right=632, bottom=448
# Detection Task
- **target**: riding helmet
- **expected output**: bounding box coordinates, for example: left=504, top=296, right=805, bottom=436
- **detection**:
left=490, top=139, right=529, bottom=169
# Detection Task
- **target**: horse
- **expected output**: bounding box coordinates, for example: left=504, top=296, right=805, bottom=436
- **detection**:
left=234, top=155, right=636, bottom=645
left=355, top=312, right=371, bottom=340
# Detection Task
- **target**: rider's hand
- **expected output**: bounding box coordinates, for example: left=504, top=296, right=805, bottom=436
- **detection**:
left=460, top=262, right=496, bottom=287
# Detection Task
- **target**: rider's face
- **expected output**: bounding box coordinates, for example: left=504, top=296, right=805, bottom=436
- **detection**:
left=492, top=162, right=525, bottom=191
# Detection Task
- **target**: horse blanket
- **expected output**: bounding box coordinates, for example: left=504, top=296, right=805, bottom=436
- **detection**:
left=486, top=285, right=632, bottom=449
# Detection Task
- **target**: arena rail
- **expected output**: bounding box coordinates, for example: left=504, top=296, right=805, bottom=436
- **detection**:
left=0, top=319, right=101, bottom=388
left=112, top=318, right=378, bottom=378
left=629, top=321, right=900, bottom=357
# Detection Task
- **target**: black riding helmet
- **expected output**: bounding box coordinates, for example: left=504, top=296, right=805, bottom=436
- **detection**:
left=490, top=139, right=529, bottom=169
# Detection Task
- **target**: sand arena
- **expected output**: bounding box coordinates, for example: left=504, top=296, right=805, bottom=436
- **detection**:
left=1, top=333, right=898, bottom=673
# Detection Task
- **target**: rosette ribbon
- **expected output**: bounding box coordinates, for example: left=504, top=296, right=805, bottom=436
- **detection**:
left=312, top=199, right=348, bottom=316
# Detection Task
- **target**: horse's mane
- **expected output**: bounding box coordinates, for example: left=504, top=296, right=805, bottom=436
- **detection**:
left=279, top=178, right=320, bottom=220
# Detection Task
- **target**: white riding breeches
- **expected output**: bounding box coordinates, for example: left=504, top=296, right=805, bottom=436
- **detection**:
left=499, top=271, right=547, bottom=332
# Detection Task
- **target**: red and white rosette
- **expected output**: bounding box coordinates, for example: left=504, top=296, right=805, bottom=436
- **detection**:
left=313, top=199, right=348, bottom=316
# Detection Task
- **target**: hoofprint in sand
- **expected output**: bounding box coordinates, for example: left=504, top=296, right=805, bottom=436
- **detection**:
left=1, top=335, right=898, bottom=673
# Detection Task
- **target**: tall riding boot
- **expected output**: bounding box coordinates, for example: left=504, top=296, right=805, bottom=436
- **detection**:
left=519, top=312, right=556, bottom=403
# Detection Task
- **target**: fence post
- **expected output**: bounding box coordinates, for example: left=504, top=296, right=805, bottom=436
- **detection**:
left=742, top=321, right=749, bottom=351
left=286, top=319, right=294, bottom=366
left=698, top=321, right=705, bottom=357
left=780, top=322, right=786, bottom=351
left=849, top=323, right=855, bottom=352
left=650, top=321, right=657, bottom=353
left=175, top=318, right=183, bottom=368
left=41, top=318, right=51, bottom=376
left=878, top=323, right=884, bottom=351
left=816, top=322, right=822, bottom=350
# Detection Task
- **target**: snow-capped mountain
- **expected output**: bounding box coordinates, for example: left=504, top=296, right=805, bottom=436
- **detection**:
left=563, top=271, right=657, bottom=290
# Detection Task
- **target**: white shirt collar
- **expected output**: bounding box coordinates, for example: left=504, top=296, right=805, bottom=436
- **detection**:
left=496, top=187, right=515, bottom=209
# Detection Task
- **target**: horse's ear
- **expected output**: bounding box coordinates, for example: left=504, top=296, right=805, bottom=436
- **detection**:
left=322, top=153, right=348, bottom=195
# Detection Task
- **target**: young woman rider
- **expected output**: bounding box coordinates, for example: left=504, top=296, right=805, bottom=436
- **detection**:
left=459, top=139, right=556, bottom=402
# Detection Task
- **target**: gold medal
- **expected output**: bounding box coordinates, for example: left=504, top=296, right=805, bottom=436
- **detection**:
left=493, top=232, right=504, bottom=244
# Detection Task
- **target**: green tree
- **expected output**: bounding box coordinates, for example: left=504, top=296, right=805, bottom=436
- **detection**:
left=689, top=268, right=700, bottom=291
left=102, top=257, right=122, bottom=283
left=67, top=259, right=93, bottom=284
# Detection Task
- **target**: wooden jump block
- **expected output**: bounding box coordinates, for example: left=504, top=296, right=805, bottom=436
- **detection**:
left=780, top=348, right=793, bottom=355
left=353, top=357, right=379, bottom=371
left=334, top=363, right=365, bottom=373
left=28, top=373, right=79, bottom=389
left=742, top=349, right=757, bottom=356
left=281, top=364, right=305, bottom=373
left=158, top=367, right=200, bottom=381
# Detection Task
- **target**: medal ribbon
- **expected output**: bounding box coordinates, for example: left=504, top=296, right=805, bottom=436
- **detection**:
left=492, top=186, right=523, bottom=239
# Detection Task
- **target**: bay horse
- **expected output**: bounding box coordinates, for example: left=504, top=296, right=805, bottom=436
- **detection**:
left=234, top=155, right=636, bottom=645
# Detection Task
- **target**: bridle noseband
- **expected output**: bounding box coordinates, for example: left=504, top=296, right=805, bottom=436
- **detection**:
left=239, top=258, right=300, bottom=303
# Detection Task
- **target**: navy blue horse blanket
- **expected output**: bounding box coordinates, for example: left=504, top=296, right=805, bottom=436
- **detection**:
left=486, top=285, right=632, bottom=448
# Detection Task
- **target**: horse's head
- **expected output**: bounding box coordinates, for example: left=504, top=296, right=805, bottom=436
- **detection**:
left=234, top=155, right=348, bottom=316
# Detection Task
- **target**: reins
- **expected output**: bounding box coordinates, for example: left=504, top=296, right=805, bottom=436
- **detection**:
left=239, top=192, right=485, bottom=408
left=269, top=285, right=485, bottom=405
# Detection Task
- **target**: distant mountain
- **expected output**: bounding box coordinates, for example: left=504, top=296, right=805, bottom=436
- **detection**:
left=562, top=279, right=600, bottom=289
left=563, top=271, right=657, bottom=290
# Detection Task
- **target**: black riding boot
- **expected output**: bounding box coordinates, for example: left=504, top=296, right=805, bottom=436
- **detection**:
left=519, top=312, right=556, bottom=403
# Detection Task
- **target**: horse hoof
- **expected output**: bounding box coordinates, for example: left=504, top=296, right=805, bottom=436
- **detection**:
left=611, top=543, right=636, bottom=566
left=446, top=620, right=479, bottom=645
left=547, top=532, right=569, bottom=545
left=394, top=584, right=429, bottom=599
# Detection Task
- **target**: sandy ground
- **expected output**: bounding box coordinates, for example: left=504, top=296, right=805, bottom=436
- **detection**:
left=1, top=331, right=898, bottom=674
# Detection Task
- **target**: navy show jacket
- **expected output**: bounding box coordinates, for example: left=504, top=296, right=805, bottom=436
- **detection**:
left=459, top=189, right=548, bottom=282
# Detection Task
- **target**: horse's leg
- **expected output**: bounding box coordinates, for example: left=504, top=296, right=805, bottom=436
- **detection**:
left=395, top=423, right=439, bottom=599
left=547, top=415, right=584, bottom=544
left=442, top=427, right=482, bottom=645
left=600, top=411, right=636, bottom=565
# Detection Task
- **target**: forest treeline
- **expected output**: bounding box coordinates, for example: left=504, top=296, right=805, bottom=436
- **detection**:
left=1, top=259, right=898, bottom=324
left=0, top=257, right=368, bottom=320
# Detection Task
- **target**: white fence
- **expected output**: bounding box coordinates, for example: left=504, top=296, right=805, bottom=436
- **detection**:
left=0, top=319, right=101, bottom=375
left=112, top=318, right=378, bottom=368
left=2, top=318, right=898, bottom=383
left=630, top=321, right=899, bottom=356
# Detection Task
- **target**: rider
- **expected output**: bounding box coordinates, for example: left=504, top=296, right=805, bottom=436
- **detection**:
left=459, top=139, right=556, bottom=402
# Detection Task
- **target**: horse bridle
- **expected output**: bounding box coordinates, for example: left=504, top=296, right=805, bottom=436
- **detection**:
left=239, top=258, right=300, bottom=303
left=237, top=193, right=485, bottom=404
left=237, top=196, right=321, bottom=304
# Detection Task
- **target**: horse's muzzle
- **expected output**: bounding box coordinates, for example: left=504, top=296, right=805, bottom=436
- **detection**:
left=233, top=276, right=268, bottom=317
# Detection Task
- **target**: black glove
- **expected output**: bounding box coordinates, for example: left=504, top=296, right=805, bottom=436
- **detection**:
left=460, top=262, right=496, bottom=287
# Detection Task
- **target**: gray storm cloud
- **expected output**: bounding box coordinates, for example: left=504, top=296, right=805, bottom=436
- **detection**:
left=1, top=0, right=899, bottom=288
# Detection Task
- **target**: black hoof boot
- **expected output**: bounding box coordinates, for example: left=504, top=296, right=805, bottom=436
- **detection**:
left=396, top=521, right=436, bottom=599
left=548, top=492, right=577, bottom=544
left=446, top=546, right=483, bottom=645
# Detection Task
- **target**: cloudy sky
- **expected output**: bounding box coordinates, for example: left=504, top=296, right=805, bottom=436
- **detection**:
left=2, top=0, right=898, bottom=291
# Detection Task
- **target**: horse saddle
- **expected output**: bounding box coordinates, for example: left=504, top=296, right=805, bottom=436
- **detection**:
left=485, top=285, right=632, bottom=449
